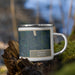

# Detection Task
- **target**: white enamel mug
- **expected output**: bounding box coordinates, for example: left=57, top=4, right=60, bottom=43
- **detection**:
left=18, top=24, right=67, bottom=62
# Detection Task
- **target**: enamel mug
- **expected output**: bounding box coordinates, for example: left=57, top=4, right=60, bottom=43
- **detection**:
left=18, top=24, right=67, bottom=62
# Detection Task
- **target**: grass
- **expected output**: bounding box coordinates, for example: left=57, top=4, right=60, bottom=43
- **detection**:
left=0, top=65, right=7, bottom=74
left=54, top=40, right=75, bottom=64
left=55, top=62, right=75, bottom=75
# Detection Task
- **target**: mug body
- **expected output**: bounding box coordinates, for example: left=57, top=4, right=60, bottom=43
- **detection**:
left=18, top=24, right=54, bottom=61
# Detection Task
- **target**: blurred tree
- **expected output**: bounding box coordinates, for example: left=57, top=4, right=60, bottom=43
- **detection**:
left=0, top=0, right=10, bottom=8
left=67, top=0, right=73, bottom=36
left=49, top=0, right=54, bottom=24
left=15, top=0, right=26, bottom=8
left=69, top=12, right=75, bottom=41
left=59, top=0, right=73, bottom=36
left=59, top=0, right=65, bottom=34
left=36, top=0, right=39, bottom=24
left=10, top=0, right=18, bottom=40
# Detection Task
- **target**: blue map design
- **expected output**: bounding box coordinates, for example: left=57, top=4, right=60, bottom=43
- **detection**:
left=19, top=30, right=51, bottom=57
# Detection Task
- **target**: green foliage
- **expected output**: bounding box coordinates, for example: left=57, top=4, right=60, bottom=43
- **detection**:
left=68, top=25, right=75, bottom=41
left=54, top=41, right=75, bottom=64
left=55, top=62, right=75, bottom=75
left=68, top=31, right=75, bottom=41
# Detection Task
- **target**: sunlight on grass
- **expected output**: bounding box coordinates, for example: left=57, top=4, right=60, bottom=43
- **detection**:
left=0, top=65, right=7, bottom=74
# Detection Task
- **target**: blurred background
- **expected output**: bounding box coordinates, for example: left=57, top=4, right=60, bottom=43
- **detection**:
left=0, top=0, right=75, bottom=75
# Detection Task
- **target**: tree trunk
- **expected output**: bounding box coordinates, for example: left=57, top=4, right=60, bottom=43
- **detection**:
left=2, top=41, right=58, bottom=75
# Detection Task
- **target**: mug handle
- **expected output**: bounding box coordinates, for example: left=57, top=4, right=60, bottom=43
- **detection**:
left=53, top=33, right=67, bottom=56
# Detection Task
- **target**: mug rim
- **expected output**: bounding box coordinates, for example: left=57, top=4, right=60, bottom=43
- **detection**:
left=18, top=24, right=54, bottom=27
left=19, top=56, right=54, bottom=62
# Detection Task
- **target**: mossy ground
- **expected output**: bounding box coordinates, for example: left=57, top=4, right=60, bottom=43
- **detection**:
left=54, top=40, right=75, bottom=64
left=55, top=62, right=75, bottom=75
left=54, top=31, right=75, bottom=75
